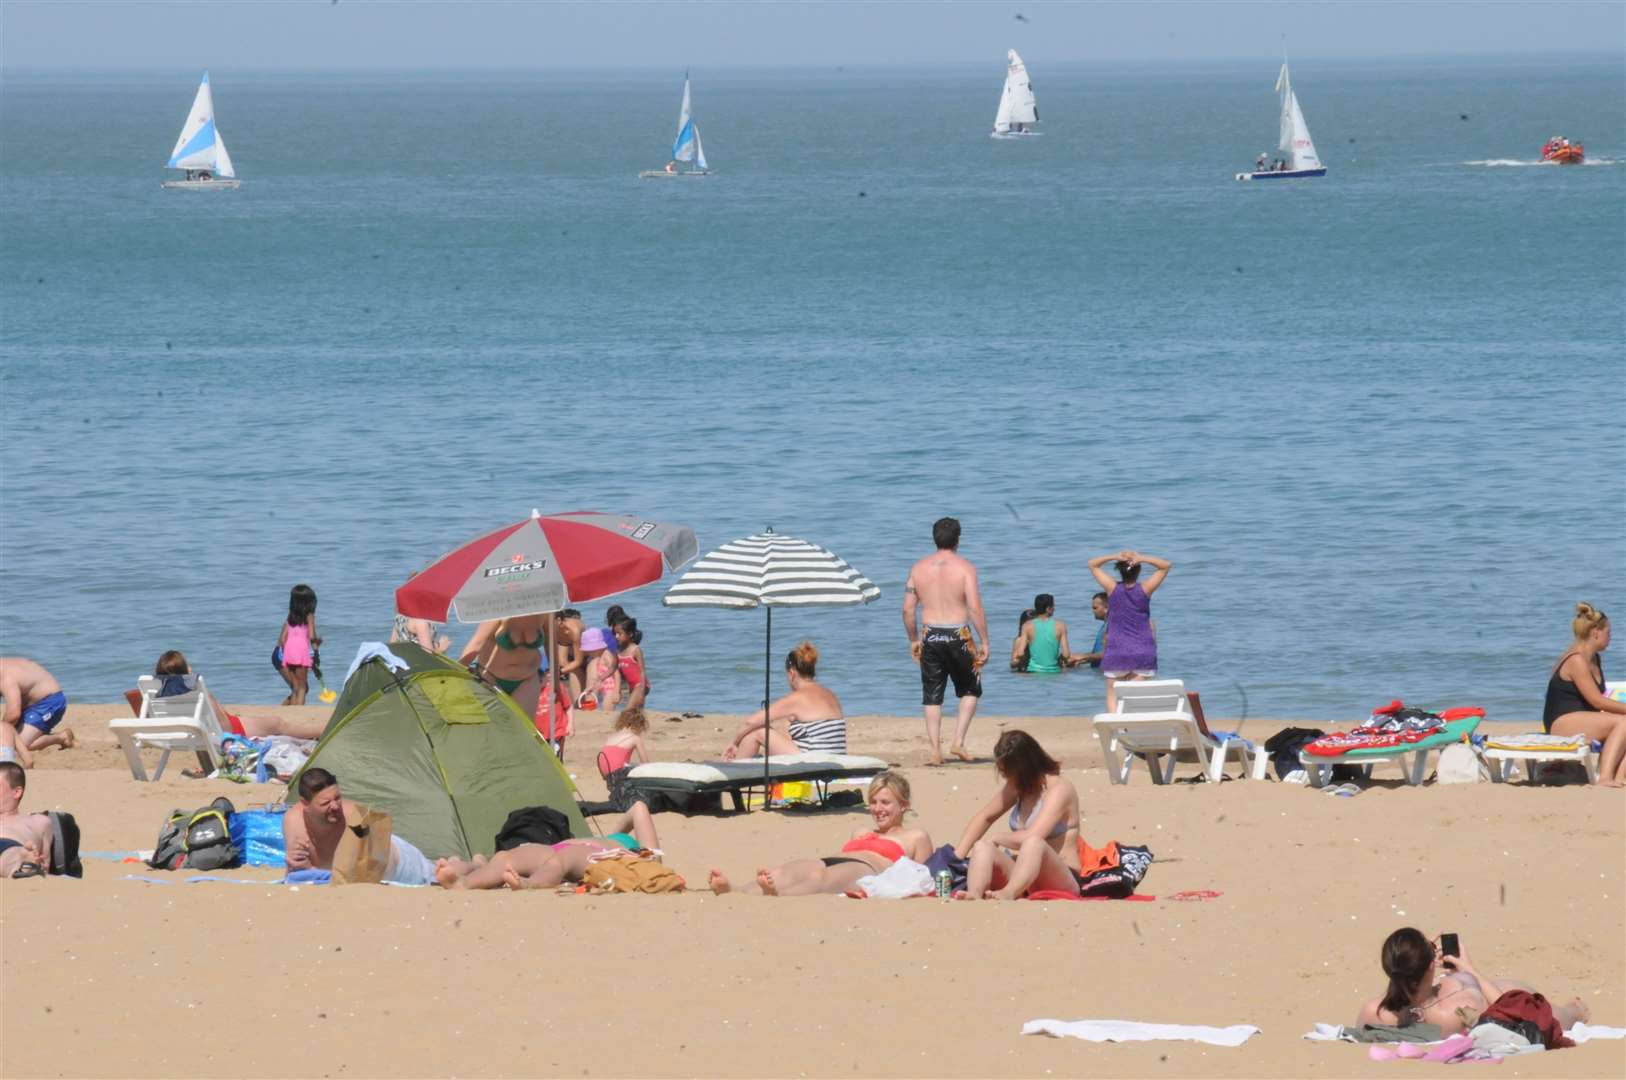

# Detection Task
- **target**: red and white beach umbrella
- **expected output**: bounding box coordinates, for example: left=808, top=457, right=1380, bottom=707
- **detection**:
left=397, top=510, right=699, bottom=623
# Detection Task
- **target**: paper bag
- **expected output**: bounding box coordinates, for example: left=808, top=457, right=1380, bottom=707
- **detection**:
left=331, top=804, right=393, bottom=885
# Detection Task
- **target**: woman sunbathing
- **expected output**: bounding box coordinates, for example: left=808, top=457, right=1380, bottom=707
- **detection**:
left=708, top=770, right=929, bottom=896
left=1356, top=927, right=1589, bottom=1035
left=1544, top=603, right=1626, bottom=786
left=955, top=730, right=1081, bottom=899
left=721, top=641, right=846, bottom=759
left=153, top=651, right=326, bottom=741
left=434, top=805, right=661, bottom=890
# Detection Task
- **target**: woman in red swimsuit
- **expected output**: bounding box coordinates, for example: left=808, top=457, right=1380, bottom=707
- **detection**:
left=708, top=771, right=931, bottom=896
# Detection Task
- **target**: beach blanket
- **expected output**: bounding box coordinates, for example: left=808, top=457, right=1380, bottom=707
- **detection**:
left=1024, top=1019, right=1260, bottom=1047
left=1303, top=1022, right=1623, bottom=1045
left=1481, top=733, right=1589, bottom=752
left=1305, top=718, right=1479, bottom=759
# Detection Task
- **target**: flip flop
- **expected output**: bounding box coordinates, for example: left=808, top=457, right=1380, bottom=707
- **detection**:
left=11, top=861, right=45, bottom=879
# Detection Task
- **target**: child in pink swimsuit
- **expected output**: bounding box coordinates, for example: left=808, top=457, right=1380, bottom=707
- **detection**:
left=276, top=584, right=321, bottom=706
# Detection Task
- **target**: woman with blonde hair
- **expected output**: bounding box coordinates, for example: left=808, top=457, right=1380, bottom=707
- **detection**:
left=1544, top=603, right=1626, bottom=786
left=708, top=771, right=930, bottom=896
left=720, top=641, right=846, bottom=759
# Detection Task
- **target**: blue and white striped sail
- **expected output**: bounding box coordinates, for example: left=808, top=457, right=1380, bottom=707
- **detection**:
left=671, top=76, right=699, bottom=163
left=166, top=73, right=236, bottom=178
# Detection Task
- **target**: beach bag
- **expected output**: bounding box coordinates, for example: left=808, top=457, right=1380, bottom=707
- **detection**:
left=46, top=811, right=83, bottom=878
left=495, top=806, right=574, bottom=852
left=148, top=798, right=240, bottom=871
left=331, top=805, right=393, bottom=885
left=924, top=843, right=969, bottom=892
left=1074, top=840, right=1153, bottom=899
left=229, top=807, right=289, bottom=868
left=582, top=854, right=685, bottom=894
left=1263, top=726, right=1361, bottom=782
left=1435, top=742, right=1487, bottom=784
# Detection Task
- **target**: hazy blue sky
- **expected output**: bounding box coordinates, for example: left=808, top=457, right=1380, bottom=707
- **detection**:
left=4, top=1, right=1622, bottom=69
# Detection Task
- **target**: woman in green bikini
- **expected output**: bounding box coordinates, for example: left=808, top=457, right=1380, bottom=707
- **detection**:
left=461, top=614, right=548, bottom=716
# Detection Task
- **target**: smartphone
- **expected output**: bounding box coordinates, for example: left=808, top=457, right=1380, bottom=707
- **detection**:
left=1440, top=933, right=1460, bottom=959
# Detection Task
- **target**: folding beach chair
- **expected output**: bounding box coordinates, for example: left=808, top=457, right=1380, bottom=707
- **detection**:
left=109, top=675, right=227, bottom=781
left=1093, top=680, right=1265, bottom=784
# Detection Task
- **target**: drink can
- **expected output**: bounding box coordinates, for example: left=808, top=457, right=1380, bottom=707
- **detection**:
left=936, top=869, right=953, bottom=899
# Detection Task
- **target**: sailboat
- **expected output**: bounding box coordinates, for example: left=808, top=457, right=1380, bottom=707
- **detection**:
left=639, top=73, right=711, bottom=178
left=991, top=50, right=1040, bottom=138
left=1235, top=59, right=1325, bottom=181
left=162, top=72, right=240, bottom=190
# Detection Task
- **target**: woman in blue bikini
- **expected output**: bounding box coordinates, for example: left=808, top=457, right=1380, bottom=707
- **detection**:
left=956, top=730, right=1082, bottom=899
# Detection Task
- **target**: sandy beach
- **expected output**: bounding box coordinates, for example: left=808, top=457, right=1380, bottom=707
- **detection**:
left=2, top=702, right=1622, bottom=1079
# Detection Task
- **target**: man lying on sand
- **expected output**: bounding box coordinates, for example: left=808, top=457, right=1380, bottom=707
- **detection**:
left=282, top=768, right=436, bottom=885
left=1, top=657, right=76, bottom=768
left=0, top=761, right=53, bottom=877
left=708, top=771, right=931, bottom=896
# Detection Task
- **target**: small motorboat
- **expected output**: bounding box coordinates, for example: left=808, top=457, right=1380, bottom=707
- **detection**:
left=1541, top=136, right=1584, bottom=165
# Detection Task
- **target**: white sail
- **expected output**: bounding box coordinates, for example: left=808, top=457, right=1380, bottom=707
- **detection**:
left=694, top=129, right=708, bottom=172
left=672, top=76, right=698, bottom=163
left=167, top=72, right=233, bottom=176
left=993, top=49, right=1038, bottom=133
left=1274, top=62, right=1321, bottom=171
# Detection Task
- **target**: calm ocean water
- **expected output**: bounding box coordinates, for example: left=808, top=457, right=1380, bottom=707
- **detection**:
left=2, top=56, right=1622, bottom=726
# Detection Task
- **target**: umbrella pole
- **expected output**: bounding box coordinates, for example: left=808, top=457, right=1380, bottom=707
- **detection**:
left=546, top=616, right=559, bottom=748
left=763, top=605, right=772, bottom=812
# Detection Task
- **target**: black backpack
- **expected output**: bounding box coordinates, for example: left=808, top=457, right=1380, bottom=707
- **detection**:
left=47, top=811, right=83, bottom=877
left=149, top=797, right=240, bottom=871
left=494, top=806, right=573, bottom=852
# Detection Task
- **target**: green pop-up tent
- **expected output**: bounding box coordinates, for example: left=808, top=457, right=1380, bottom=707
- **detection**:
left=289, top=642, right=585, bottom=859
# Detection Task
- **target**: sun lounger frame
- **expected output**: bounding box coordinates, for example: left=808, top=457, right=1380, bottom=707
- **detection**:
left=1482, top=743, right=1599, bottom=784
left=626, top=755, right=887, bottom=813
left=109, top=675, right=227, bottom=782
left=1092, top=680, right=1266, bottom=785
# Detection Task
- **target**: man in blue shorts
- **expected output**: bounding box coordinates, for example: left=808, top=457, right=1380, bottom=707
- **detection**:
left=1, top=657, right=75, bottom=769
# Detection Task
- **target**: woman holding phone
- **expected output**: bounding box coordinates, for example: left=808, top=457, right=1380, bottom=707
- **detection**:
left=1356, top=927, right=1589, bottom=1035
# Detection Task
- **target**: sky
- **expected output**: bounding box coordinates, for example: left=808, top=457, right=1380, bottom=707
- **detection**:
left=3, top=0, right=1622, bottom=70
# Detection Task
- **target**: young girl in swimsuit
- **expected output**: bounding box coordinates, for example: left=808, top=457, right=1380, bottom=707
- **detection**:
left=721, top=641, right=846, bottom=760
left=708, top=770, right=930, bottom=896
left=608, top=618, right=651, bottom=711
left=275, top=585, right=321, bottom=706
left=460, top=613, right=548, bottom=718
left=1544, top=603, right=1626, bottom=786
left=1357, top=927, right=1589, bottom=1035
left=598, top=707, right=649, bottom=778
left=955, top=729, right=1082, bottom=899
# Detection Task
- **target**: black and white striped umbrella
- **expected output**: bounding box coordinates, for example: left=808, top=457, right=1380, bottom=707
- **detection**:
left=662, top=530, right=880, bottom=610
left=663, top=529, right=879, bottom=808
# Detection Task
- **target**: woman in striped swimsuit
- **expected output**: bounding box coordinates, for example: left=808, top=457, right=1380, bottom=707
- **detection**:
left=721, top=641, right=848, bottom=759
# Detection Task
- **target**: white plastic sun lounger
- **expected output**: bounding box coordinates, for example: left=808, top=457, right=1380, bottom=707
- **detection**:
left=1092, top=680, right=1265, bottom=785
left=627, top=753, right=888, bottom=812
left=1481, top=734, right=1599, bottom=784
left=109, top=675, right=228, bottom=781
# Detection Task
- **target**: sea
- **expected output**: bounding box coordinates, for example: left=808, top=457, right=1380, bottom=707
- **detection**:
left=2, top=55, right=1622, bottom=728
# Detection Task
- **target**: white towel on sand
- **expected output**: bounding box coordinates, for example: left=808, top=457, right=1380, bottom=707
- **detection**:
left=853, top=857, right=933, bottom=899
left=1024, top=1020, right=1260, bottom=1047
left=1569, top=1023, right=1626, bottom=1043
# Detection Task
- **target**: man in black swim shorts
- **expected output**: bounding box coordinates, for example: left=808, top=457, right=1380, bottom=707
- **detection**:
left=902, top=517, right=990, bottom=765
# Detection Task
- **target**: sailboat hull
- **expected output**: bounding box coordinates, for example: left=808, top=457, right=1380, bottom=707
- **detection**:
left=162, top=178, right=241, bottom=190
left=990, top=130, right=1042, bottom=139
left=638, top=170, right=711, bottom=178
left=1235, top=168, right=1326, bottom=181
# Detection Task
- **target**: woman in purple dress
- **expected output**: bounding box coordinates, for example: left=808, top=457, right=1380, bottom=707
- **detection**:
left=1088, top=549, right=1172, bottom=711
